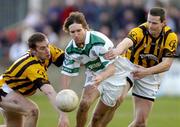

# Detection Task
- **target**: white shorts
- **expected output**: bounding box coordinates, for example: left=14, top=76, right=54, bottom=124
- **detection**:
left=98, top=82, right=125, bottom=107
left=0, top=76, right=13, bottom=99
left=132, top=74, right=161, bottom=101
left=84, top=71, right=127, bottom=107
left=111, top=58, right=161, bottom=101
left=0, top=75, right=13, bottom=94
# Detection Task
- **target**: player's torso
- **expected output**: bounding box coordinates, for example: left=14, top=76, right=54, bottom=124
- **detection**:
left=126, top=24, right=176, bottom=67
left=2, top=53, right=47, bottom=96
left=68, top=47, right=104, bottom=71
left=66, top=31, right=113, bottom=72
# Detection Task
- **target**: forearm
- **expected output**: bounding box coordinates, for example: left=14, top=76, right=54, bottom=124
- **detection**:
left=41, top=84, right=69, bottom=116
left=40, top=84, right=59, bottom=111
left=41, top=84, right=69, bottom=126
left=99, top=63, right=115, bottom=80
left=116, top=38, right=133, bottom=55
left=147, top=58, right=173, bottom=74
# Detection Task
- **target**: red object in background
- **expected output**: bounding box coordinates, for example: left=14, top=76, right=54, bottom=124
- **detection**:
left=5, top=29, right=17, bottom=44
left=59, top=6, right=77, bottom=26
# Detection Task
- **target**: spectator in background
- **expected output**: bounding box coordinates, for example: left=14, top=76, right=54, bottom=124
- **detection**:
left=59, top=0, right=77, bottom=31
left=0, top=30, right=10, bottom=61
left=77, top=0, right=102, bottom=29
left=47, top=0, right=62, bottom=34
left=43, top=25, right=59, bottom=45
left=9, top=37, right=28, bottom=62
left=176, top=33, right=180, bottom=58
left=131, top=0, right=146, bottom=25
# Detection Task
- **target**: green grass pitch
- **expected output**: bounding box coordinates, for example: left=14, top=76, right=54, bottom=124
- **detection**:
left=0, top=66, right=179, bottom=126
left=1, top=95, right=179, bottom=127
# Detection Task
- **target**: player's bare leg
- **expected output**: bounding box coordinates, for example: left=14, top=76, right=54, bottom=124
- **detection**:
left=1, top=110, right=23, bottom=127
left=128, top=96, right=153, bottom=127
left=0, top=91, right=39, bottom=127
left=88, top=100, right=112, bottom=127
left=23, top=100, right=39, bottom=127
left=76, top=85, right=100, bottom=127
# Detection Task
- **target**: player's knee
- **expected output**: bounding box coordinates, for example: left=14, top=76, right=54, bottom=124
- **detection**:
left=27, top=106, right=39, bottom=117
left=79, top=99, right=91, bottom=111
left=91, top=112, right=102, bottom=125
left=31, top=108, right=39, bottom=117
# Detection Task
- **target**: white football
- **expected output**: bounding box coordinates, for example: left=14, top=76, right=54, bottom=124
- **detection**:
left=55, top=89, right=79, bottom=112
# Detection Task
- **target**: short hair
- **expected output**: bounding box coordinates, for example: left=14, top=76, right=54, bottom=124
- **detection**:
left=149, top=7, right=166, bottom=22
left=28, top=32, right=47, bottom=49
left=63, top=11, right=89, bottom=33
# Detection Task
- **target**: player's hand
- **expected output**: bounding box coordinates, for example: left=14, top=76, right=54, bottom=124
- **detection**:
left=104, top=49, right=119, bottom=60
left=131, top=65, right=150, bottom=79
left=58, top=112, right=69, bottom=127
left=92, top=75, right=103, bottom=86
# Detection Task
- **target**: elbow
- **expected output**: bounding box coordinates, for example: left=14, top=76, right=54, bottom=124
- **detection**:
left=44, top=90, right=54, bottom=97
left=165, top=65, right=171, bottom=71
left=165, top=62, right=172, bottom=71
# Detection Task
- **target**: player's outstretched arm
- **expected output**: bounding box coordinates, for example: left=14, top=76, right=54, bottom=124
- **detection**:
left=92, top=63, right=115, bottom=85
left=104, top=38, right=133, bottom=60
left=40, top=84, right=69, bottom=127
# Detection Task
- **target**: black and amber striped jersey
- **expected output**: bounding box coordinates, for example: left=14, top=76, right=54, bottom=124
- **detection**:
left=1, top=44, right=64, bottom=96
left=125, top=23, right=178, bottom=68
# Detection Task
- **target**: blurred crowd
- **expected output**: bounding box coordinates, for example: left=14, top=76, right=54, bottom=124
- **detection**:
left=0, top=0, right=180, bottom=66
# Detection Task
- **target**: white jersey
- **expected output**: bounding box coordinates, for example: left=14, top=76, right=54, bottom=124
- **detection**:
left=61, top=31, right=114, bottom=76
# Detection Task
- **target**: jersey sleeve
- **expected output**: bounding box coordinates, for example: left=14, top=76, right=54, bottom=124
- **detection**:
left=25, top=64, right=50, bottom=88
left=127, top=27, right=144, bottom=45
left=163, top=32, right=178, bottom=57
left=61, top=53, right=80, bottom=76
left=49, top=45, right=65, bottom=67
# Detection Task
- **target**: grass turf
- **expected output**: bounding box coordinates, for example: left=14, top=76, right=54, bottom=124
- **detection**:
left=0, top=66, right=179, bottom=126
left=0, top=95, right=179, bottom=127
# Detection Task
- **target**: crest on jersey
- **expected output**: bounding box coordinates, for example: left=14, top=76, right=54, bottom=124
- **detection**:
left=169, top=40, right=177, bottom=50
left=129, top=31, right=137, bottom=40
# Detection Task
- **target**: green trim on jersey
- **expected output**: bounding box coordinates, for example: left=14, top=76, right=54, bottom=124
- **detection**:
left=62, top=66, right=79, bottom=73
left=64, top=59, right=75, bottom=65
left=84, top=58, right=108, bottom=72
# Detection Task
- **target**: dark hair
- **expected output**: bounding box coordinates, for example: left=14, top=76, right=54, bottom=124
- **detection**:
left=63, top=11, right=89, bottom=33
left=28, top=32, right=47, bottom=49
left=149, top=7, right=166, bottom=22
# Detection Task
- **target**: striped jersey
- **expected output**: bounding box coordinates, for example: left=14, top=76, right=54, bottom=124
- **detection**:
left=61, top=31, right=114, bottom=76
left=125, top=23, right=178, bottom=67
left=0, top=44, right=64, bottom=96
